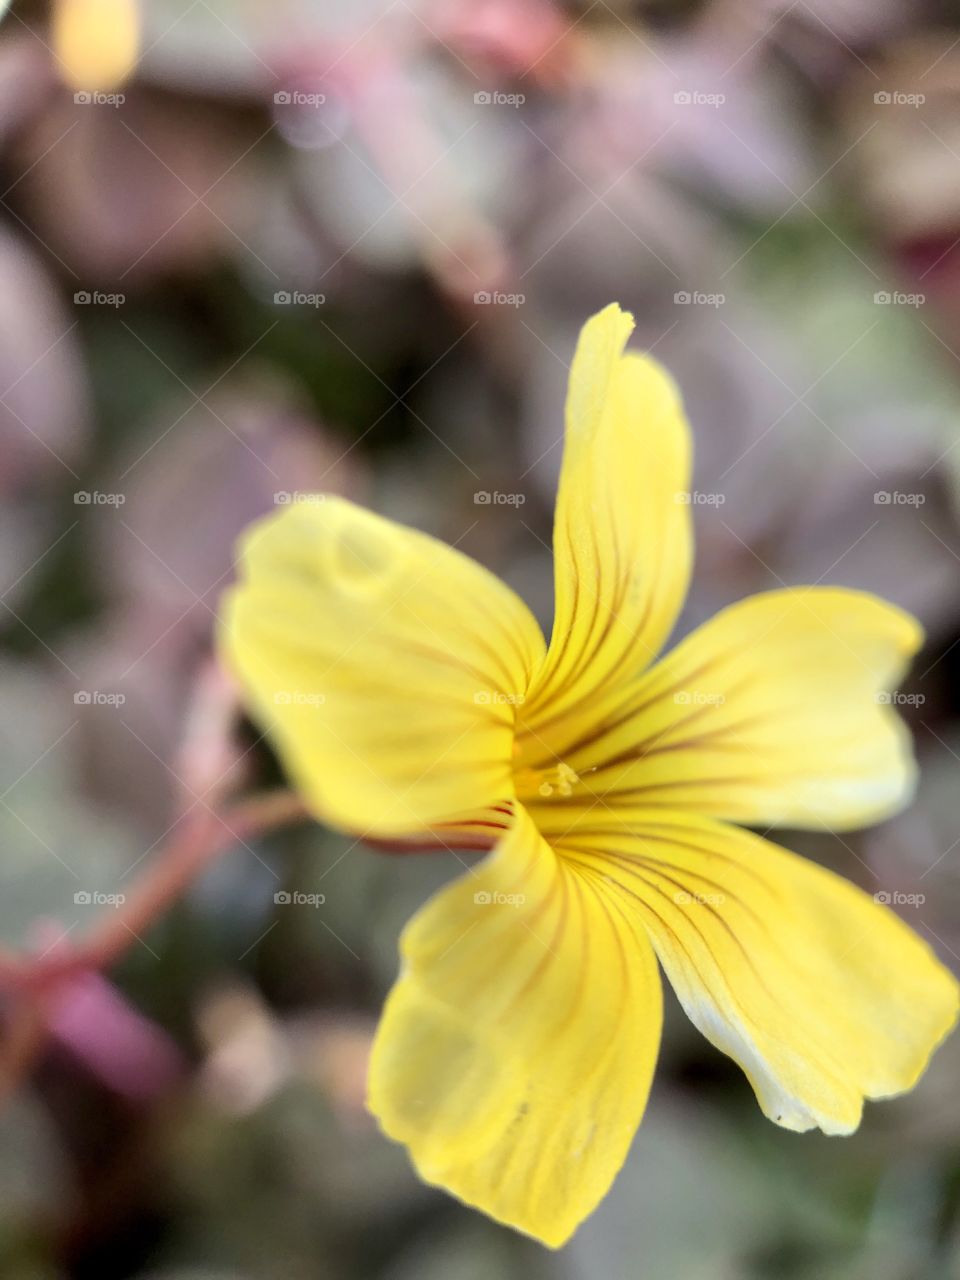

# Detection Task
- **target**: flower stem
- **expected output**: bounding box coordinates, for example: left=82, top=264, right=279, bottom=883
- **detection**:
left=0, top=790, right=309, bottom=995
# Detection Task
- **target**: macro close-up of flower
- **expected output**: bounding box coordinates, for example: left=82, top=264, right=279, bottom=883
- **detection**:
left=7, top=2, right=960, bottom=1276
left=221, top=303, right=959, bottom=1248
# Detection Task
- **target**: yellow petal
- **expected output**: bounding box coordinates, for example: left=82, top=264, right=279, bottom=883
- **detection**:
left=518, top=304, right=693, bottom=762
left=560, top=812, right=958, bottom=1134
left=367, top=805, right=662, bottom=1247
left=54, top=0, right=140, bottom=91
left=524, top=587, right=923, bottom=835
left=220, top=498, right=545, bottom=836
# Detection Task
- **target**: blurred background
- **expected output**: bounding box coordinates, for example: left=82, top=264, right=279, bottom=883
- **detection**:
left=1, top=0, right=960, bottom=1276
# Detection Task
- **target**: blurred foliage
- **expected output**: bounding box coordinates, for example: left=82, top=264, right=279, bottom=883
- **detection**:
left=0, top=0, right=959, bottom=1278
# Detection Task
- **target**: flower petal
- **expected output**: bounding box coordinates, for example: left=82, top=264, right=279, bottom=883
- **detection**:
left=559, top=813, right=958, bottom=1134
left=523, top=587, right=923, bottom=834
left=367, top=805, right=662, bottom=1248
left=518, top=304, right=692, bottom=758
left=220, top=498, right=545, bottom=835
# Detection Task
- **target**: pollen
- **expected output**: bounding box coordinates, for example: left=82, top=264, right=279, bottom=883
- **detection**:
left=534, top=761, right=580, bottom=798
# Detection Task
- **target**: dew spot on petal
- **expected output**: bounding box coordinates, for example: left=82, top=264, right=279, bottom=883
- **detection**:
left=329, top=517, right=396, bottom=593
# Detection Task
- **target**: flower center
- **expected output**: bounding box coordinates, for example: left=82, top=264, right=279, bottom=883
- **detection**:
left=513, top=754, right=581, bottom=802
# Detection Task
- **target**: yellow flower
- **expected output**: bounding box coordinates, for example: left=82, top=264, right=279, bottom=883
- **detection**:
left=53, top=0, right=140, bottom=91
left=219, top=304, right=958, bottom=1248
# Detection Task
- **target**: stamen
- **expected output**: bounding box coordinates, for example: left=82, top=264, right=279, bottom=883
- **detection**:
left=534, top=762, right=580, bottom=799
